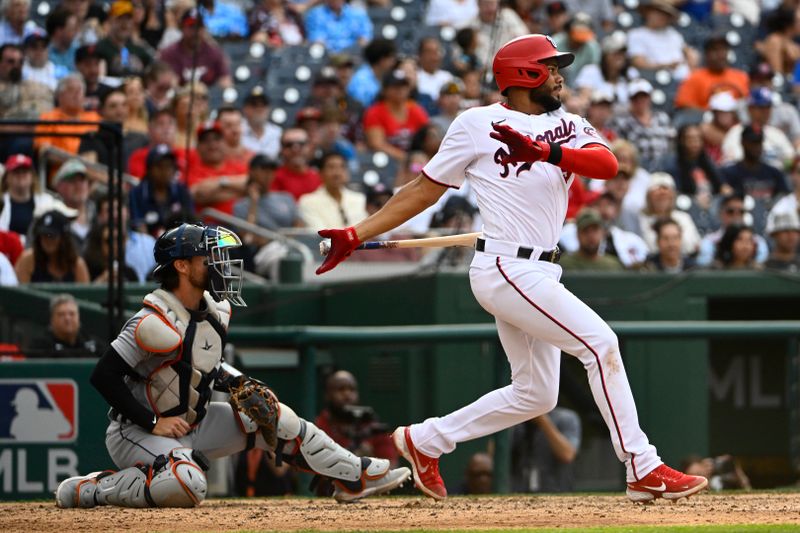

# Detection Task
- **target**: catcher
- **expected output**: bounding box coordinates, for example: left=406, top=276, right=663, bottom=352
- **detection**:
left=55, top=223, right=410, bottom=508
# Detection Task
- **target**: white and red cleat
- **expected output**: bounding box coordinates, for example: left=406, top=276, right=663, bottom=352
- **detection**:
left=627, top=464, right=708, bottom=503
left=392, top=426, right=447, bottom=500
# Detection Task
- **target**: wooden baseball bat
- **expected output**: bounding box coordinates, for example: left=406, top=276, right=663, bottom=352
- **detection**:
left=319, top=232, right=481, bottom=256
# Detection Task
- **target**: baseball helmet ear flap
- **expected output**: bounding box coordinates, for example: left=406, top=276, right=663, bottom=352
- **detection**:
left=492, top=34, right=574, bottom=94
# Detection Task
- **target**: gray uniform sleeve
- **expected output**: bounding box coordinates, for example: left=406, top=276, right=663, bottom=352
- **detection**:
left=110, top=310, right=152, bottom=370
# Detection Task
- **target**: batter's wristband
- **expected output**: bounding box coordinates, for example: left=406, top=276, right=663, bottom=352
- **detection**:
left=546, top=142, right=563, bottom=164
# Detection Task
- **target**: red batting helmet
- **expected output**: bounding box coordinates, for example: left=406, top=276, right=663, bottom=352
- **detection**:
left=492, top=34, right=575, bottom=94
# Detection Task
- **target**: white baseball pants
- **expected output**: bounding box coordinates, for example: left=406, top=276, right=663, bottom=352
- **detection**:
left=409, top=249, right=662, bottom=482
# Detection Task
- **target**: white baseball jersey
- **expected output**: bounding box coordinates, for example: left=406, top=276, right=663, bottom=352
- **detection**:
left=423, top=102, right=608, bottom=248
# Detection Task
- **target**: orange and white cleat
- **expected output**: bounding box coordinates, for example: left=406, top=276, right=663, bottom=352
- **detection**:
left=627, top=464, right=708, bottom=503
left=392, top=426, right=447, bottom=500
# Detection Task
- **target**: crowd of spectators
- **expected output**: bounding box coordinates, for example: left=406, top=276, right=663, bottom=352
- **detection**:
left=0, top=0, right=797, bottom=295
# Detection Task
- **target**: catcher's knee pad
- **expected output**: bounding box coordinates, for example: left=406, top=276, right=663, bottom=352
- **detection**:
left=95, top=448, right=209, bottom=508
left=276, top=402, right=302, bottom=440
left=148, top=447, right=209, bottom=507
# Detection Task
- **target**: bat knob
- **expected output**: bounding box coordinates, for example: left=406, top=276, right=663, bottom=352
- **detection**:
left=319, top=240, right=331, bottom=256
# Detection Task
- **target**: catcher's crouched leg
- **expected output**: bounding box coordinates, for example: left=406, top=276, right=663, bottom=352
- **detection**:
left=55, top=448, right=209, bottom=508
left=276, top=403, right=411, bottom=502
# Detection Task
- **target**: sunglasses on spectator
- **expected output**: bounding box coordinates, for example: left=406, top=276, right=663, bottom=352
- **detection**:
left=282, top=140, right=306, bottom=148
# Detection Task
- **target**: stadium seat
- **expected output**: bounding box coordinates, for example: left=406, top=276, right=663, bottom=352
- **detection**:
left=356, top=150, right=399, bottom=188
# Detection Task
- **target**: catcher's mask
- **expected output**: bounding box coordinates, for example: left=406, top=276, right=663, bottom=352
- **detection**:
left=153, top=223, right=247, bottom=306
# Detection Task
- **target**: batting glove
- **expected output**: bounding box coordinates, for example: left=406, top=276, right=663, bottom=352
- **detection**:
left=490, top=122, right=556, bottom=166
left=316, top=227, right=361, bottom=275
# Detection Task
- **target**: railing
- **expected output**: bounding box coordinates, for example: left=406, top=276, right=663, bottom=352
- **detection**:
left=227, top=320, right=800, bottom=492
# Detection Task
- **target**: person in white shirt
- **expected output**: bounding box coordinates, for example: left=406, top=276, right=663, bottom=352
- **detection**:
left=0, top=0, right=39, bottom=46
left=240, top=85, right=282, bottom=159
left=626, top=0, right=695, bottom=81
left=471, top=0, right=528, bottom=68
left=425, top=0, right=478, bottom=29
left=0, top=251, right=17, bottom=285
left=298, top=151, right=367, bottom=231
left=21, top=30, right=57, bottom=91
left=416, top=37, right=454, bottom=103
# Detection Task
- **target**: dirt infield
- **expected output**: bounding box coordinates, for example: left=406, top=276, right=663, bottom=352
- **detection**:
left=3, top=492, right=800, bottom=532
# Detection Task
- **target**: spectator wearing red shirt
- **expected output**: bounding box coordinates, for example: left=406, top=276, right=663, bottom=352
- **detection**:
left=127, top=109, right=183, bottom=179
left=315, top=370, right=398, bottom=466
left=363, top=69, right=429, bottom=162
left=186, top=120, right=248, bottom=216
left=271, top=127, right=321, bottom=201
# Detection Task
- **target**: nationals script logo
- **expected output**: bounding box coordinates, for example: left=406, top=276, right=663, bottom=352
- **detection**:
left=493, top=118, right=576, bottom=178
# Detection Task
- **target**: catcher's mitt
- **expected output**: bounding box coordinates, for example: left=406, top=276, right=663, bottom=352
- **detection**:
left=228, top=378, right=280, bottom=449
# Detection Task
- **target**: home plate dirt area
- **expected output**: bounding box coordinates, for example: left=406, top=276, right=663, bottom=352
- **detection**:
left=2, top=492, right=799, bottom=532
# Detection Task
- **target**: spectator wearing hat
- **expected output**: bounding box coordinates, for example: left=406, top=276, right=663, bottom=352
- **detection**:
left=248, top=0, right=304, bottom=47
left=750, top=62, right=800, bottom=150
left=0, top=154, right=73, bottom=240
left=305, top=0, right=372, bottom=53
left=0, top=43, right=53, bottom=123
left=347, top=38, right=397, bottom=108
left=46, top=7, right=80, bottom=78
left=22, top=30, right=57, bottom=91
left=186, top=120, right=248, bottom=216
left=95, top=1, right=153, bottom=77
left=157, top=8, right=232, bottom=88
left=143, top=61, right=178, bottom=114
left=431, top=81, right=464, bottom=133
left=552, top=12, right=600, bottom=87
left=560, top=208, right=624, bottom=271
left=768, top=157, right=800, bottom=224
left=584, top=89, right=616, bottom=143
left=197, top=0, right=248, bottom=39
left=217, top=106, right=253, bottom=163
left=307, top=67, right=363, bottom=142
left=608, top=78, right=675, bottom=172
left=241, top=85, right=282, bottom=160
left=720, top=125, right=790, bottom=201
left=52, top=159, right=93, bottom=250
left=14, top=209, right=90, bottom=283
left=574, top=32, right=639, bottom=106
left=234, top=155, right=300, bottom=238
left=622, top=172, right=701, bottom=255
left=627, top=0, right=695, bottom=81
left=643, top=218, right=696, bottom=273
left=471, top=0, right=528, bottom=68
left=721, top=88, right=795, bottom=171
left=425, top=0, right=478, bottom=30
left=26, top=294, right=102, bottom=357
left=73, top=44, right=112, bottom=112
left=272, top=127, right=321, bottom=201
left=298, top=151, right=367, bottom=231
left=674, top=35, right=749, bottom=110
left=129, top=143, right=193, bottom=237
left=295, top=106, right=323, bottom=157
left=0, top=0, right=40, bottom=47
left=696, top=192, right=769, bottom=267
left=364, top=69, right=430, bottom=162
left=701, top=91, right=739, bottom=164
left=543, top=1, right=569, bottom=35
left=764, top=210, right=800, bottom=271
left=416, top=37, right=454, bottom=103
left=127, top=108, right=180, bottom=178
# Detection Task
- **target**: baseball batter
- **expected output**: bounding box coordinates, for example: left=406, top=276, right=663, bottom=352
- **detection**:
left=317, top=35, right=708, bottom=503
left=55, top=223, right=410, bottom=508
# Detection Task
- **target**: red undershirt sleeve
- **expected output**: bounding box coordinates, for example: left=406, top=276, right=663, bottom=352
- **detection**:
left=551, top=143, right=619, bottom=181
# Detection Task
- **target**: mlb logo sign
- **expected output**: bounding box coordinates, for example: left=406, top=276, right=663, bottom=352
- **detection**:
left=0, top=380, right=78, bottom=443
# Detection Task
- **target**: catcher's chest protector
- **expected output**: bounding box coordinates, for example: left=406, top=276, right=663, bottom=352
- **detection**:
left=139, top=289, right=231, bottom=425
